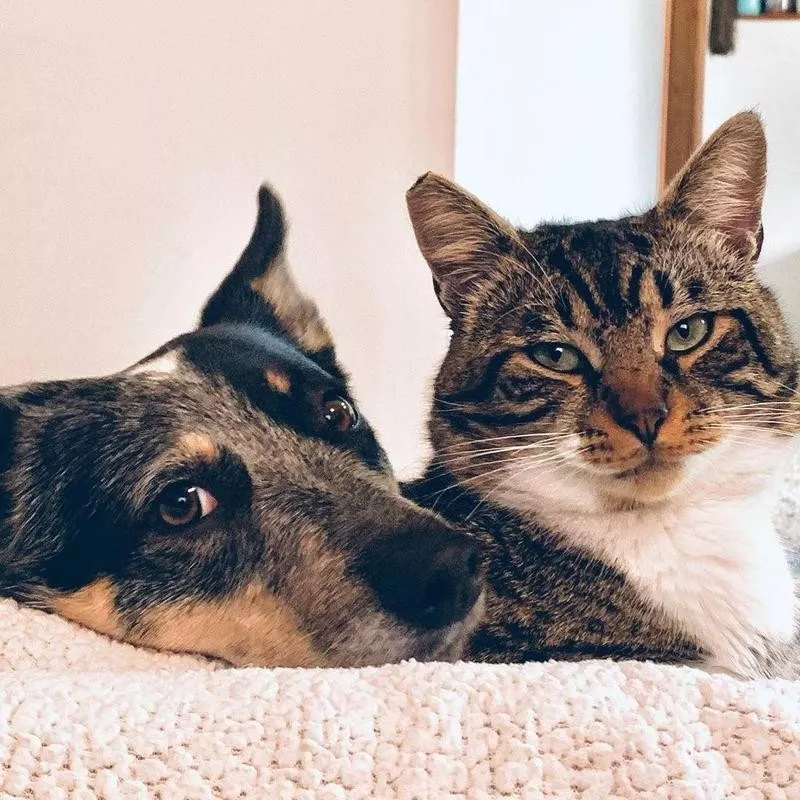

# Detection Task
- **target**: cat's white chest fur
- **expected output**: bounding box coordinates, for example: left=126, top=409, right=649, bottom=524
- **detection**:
left=546, top=496, right=795, bottom=678
left=505, top=435, right=799, bottom=678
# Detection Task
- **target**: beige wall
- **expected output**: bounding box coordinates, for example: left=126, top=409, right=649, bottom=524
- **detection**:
left=1, top=1, right=457, bottom=474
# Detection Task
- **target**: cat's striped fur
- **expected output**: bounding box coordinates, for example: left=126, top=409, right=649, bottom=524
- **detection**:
left=405, top=112, right=799, bottom=678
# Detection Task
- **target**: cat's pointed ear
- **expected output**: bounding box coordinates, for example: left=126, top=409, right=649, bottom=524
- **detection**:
left=406, top=172, right=522, bottom=318
left=200, top=184, right=334, bottom=360
left=657, top=111, right=767, bottom=261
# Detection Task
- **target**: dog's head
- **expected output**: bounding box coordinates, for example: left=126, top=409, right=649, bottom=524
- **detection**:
left=0, top=186, right=483, bottom=667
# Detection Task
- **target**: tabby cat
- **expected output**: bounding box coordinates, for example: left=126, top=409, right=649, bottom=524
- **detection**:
left=404, top=112, right=799, bottom=679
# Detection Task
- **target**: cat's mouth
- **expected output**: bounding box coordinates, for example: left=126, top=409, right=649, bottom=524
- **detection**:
left=601, top=454, right=688, bottom=502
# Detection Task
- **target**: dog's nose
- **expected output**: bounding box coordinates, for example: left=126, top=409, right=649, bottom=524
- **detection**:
left=357, top=525, right=482, bottom=630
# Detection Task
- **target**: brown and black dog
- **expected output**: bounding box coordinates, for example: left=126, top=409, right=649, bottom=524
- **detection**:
left=0, top=185, right=483, bottom=667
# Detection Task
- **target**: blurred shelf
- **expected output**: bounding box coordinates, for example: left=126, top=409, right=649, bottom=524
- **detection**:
left=737, top=11, right=800, bottom=19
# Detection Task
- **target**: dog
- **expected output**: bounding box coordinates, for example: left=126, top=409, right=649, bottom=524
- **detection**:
left=0, top=185, right=484, bottom=667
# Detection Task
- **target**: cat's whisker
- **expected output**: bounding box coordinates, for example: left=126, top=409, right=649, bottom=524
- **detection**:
left=707, top=418, right=798, bottom=428
left=698, top=400, right=800, bottom=414
left=706, top=423, right=799, bottom=438
left=469, top=446, right=581, bottom=474
left=440, top=431, right=576, bottom=450
left=711, top=405, right=800, bottom=413
left=436, top=435, right=577, bottom=461
left=428, top=459, right=531, bottom=509
left=716, top=432, right=791, bottom=446
left=707, top=413, right=799, bottom=423
left=513, top=235, right=559, bottom=300
left=434, top=444, right=571, bottom=466
left=436, top=447, right=563, bottom=469
left=464, top=447, right=590, bottom=521
left=433, top=400, right=483, bottom=413
left=432, top=396, right=476, bottom=408
left=435, top=448, right=564, bottom=475
left=422, top=440, right=576, bottom=495
left=704, top=409, right=800, bottom=418
left=423, top=446, right=569, bottom=506
left=420, top=442, right=572, bottom=488
left=705, top=420, right=793, bottom=430
left=770, top=380, right=800, bottom=398
left=455, top=446, right=581, bottom=486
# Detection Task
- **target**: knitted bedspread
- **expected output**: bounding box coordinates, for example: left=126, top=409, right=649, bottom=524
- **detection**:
left=0, top=599, right=798, bottom=799
left=1, top=462, right=799, bottom=799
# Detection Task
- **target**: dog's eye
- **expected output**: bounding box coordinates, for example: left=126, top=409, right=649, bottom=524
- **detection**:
left=666, top=313, right=712, bottom=353
left=321, top=394, right=359, bottom=433
left=157, top=484, right=218, bottom=528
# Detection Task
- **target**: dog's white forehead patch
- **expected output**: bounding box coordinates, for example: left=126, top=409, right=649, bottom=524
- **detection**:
left=125, top=350, right=179, bottom=376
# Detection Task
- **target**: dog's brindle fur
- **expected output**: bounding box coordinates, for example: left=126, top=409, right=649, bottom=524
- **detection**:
left=0, top=186, right=483, bottom=667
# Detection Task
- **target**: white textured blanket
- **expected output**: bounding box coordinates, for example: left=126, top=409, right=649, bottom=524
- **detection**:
left=2, top=461, right=800, bottom=799
left=1, top=597, right=799, bottom=799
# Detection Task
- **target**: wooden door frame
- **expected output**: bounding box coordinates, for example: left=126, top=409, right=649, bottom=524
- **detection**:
left=658, top=0, right=709, bottom=191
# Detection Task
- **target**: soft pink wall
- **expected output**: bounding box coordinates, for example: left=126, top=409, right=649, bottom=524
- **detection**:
left=1, top=1, right=457, bottom=472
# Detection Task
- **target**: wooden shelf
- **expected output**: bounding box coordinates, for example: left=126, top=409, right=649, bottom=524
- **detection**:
left=738, top=11, right=800, bottom=19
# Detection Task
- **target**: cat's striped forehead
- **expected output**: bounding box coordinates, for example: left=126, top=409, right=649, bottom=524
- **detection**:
left=451, top=211, right=793, bottom=391
left=490, top=216, right=746, bottom=338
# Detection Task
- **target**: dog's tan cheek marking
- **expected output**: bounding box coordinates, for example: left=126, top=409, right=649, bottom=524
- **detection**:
left=134, top=583, right=326, bottom=668
left=264, top=368, right=291, bottom=394
left=176, top=432, right=219, bottom=462
left=51, top=578, right=124, bottom=638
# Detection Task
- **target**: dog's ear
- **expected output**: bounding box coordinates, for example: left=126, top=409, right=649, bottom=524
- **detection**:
left=0, top=396, right=19, bottom=536
left=0, top=396, right=18, bottom=470
left=200, top=185, right=337, bottom=368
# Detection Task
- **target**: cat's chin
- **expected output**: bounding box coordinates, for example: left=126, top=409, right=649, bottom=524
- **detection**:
left=486, top=432, right=792, bottom=518
left=489, top=459, right=690, bottom=517
left=592, top=462, right=687, bottom=508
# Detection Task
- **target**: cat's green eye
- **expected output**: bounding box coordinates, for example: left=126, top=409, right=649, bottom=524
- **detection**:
left=529, top=343, right=582, bottom=373
left=666, top=314, right=712, bottom=353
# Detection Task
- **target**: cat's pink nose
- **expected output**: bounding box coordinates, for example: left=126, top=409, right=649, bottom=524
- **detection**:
left=619, top=404, right=668, bottom=447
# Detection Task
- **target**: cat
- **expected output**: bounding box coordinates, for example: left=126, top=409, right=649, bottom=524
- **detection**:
left=404, top=111, right=800, bottom=679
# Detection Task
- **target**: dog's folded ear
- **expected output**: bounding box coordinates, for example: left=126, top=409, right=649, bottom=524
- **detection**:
left=200, top=185, right=337, bottom=370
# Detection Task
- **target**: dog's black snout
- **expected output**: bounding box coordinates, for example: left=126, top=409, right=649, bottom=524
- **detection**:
left=357, top=526, right=482, bottom=630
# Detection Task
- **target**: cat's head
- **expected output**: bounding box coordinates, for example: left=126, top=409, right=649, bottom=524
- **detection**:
left=407, top=112, right=799, bottom=514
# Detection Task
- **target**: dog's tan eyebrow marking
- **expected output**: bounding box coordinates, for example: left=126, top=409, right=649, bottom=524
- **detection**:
left=134, top=582, right=326, bottom=667
left=51, top=578, right=124, bottom=638
left=176, top=432, right=219, bottom=462
left=264, top=367, right=292, bottom=394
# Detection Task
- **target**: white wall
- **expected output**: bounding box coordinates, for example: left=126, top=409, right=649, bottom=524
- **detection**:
left=455, top=3, right=800, bottom=331
left=455, top=0, right=665, bottom=226
left=704, top=22, right=800, bottom=328
left=0, top=1, right=457, bottom=474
